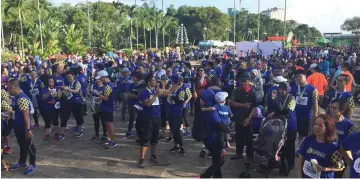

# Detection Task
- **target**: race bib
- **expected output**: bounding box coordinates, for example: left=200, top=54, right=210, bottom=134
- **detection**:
left=67, top=92, right=73, bottom=100
left=94, top=97, right=102, bottom=104
left=113, top=83, right=117, bottom=88
left=50, top=89, right=57, bottom=96
left=303, top=160, right=321, bottom=178
left=152, top=97, right=160, bottom=106
left=30, top=89, right=39, bottom=95
left=296, top=96, right=308, bottom=105
left=54, top=102, right=61, bottom=109
left=354, top=158, right=360, bottom=174
left=134, top=104, right=143, bottom=111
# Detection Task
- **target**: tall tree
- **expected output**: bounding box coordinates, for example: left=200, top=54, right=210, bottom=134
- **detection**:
left=341, top=16, right=360, bottom=32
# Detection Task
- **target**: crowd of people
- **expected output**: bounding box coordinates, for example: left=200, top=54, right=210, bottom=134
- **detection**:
left=1, top=46, right=360, bottom=178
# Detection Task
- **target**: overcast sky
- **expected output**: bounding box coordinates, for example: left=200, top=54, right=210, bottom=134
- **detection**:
left=50, top=0, right=359, bottom=34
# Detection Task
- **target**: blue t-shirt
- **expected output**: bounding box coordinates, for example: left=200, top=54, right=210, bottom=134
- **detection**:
left=328, top=90, right=352, bottom=105
left=100, top=82, right=114, bottom=113
left=290, top=84, right=317, bottom=120
left=138, top=88, right=161, bottom=118
left=214, top=104, right=232, bottom=125
left=167, top=85, right=186, bottom=117
left=40, top=88, right=60, bottom=110
left=297, top=136, right=342, bottom=178
left=76, top=74, right=88, bottom=95
left=342, top=132, right=360, bottom=178
left=335, top=118, right=354, bottom=144
left=12, top=92, right=33, bottom=129
left=50, top=74, right=65, bottom=89
left=117, top=76, right=133, bottom=93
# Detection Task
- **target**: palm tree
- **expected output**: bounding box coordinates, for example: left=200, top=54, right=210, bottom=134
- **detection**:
left=4, top=0, right=27, bottom=59
left=160, top=15, right=178, bottom=47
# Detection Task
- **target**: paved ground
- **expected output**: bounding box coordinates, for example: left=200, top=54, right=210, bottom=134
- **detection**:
left=3, top=104, right=360, bottom=178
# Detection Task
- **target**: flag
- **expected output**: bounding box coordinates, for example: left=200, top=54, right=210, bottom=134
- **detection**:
left=286, top=31, right=294, bottom=48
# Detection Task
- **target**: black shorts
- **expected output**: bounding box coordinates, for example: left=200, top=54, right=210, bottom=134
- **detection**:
left=100, top=112, right=114, bottom=123
left=2, top=120, right=12, bottom=137
left=139, top=117, right=161, bottom=146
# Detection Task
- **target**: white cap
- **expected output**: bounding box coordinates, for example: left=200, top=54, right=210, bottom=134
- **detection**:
left=215, top=92, right=228, bottom=103
left=274, top=76, right=288, bottom=83
left=309, top=63, right=318, bottom=69
left=95, top=70, right=108, bottom=79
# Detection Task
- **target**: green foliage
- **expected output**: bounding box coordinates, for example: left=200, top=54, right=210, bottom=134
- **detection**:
left=122, top=48, right=133, bottom=57
left=63, top=24, right=87, bottom=55
left=341, top=16, right=360, bottom=32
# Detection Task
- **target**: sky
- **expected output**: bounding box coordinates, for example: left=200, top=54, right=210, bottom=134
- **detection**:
left=50, top=0, right=360, bottom=34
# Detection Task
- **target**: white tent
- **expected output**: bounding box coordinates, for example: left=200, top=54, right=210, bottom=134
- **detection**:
left=235, top=41, right=282, bottom=57
left=223, top=41, right=235, bottom=46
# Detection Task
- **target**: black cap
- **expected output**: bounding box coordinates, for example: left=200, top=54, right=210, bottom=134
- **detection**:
left=295, top=69, right=306, bottom=76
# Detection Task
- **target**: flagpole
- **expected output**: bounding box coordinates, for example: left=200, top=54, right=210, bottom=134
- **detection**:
left=283, top=0, right=287, bottom=46
left=233, top=0, right=236, bottom=44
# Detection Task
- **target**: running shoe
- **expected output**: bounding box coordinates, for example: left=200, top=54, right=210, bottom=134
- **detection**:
left=169, top=146, right=180, bottom=152
left=75, top=131, right=83, bottom=138
left=100, top=136, right=108, bottom=141
left=183, top=132, right=192, bottom=137
left=54, top=133, right=60, bottom=139
left=9, top=162, right=26, bottom=170
left=105, top=141, right=117, bottom=149
left=150, top=155, right=159, bottom=163
left=166, top=137, right=173, bottom=142
left=199, top=149, right=206, bottom=158
left=158, top=136, right=166, bottom=141
left=44, top=134, right=50, bottom=140
left=72, top=126, right=78, bottom=134
left=3, top=146, right=12, bottom=154
left=207, top=152, right=212, bottom=159
left=24, top=165, right=37, bottom=175
left=33, top=124, right=40, bottom=129
left=91, top=135, right=99, bottom=141
left=124, top=131, right=133, bottom=138
left=179, top=148, right=186, bottom=156
left=138, top=159, right=145, bottom=168
left=57, top=134, right=66, bottom=141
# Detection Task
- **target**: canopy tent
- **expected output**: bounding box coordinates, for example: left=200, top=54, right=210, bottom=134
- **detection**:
left=223, top=41, right=235, bottom=46
left=316, top=38, right=332, bottom=45
left=198, top=40, right=224, bottom=47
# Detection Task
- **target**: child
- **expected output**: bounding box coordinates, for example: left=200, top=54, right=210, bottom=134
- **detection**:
left=202, top=92, right=233, bottom=155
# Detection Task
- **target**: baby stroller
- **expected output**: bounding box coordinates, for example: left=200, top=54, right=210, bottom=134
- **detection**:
left=239, top=115, right=288, bottom=178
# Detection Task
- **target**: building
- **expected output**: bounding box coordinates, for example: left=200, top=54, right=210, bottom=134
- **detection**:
left=261, top=7, right=285, bottom=21
left=227, top=8, right=240, bottom=17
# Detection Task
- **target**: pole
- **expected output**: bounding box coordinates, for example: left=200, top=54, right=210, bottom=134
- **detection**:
left=233, top=0, right=236, bottom=44
left=130, top=18, right=133, bottom=49
left=136, top=0, right=139, bottom=50
left=38, top=0, right=44, bottom=53
left=283, top=0, right=287, bottom=46
left=153, top=0, right=158, bottom=50
left=87, top=0, right=91, bottom=48
left=257, top=0, right=260, bottom=41
left=150, top=29, right=152, bottom=49
left=162, top=0, right=165, bottom=49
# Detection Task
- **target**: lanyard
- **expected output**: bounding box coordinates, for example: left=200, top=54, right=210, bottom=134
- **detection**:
left=297, top=84, right=308, bottom=97
left=335, top=90, right=347, bottom=100
left=31, top=78, right=38, bottom=90
left=279, top=94, right=289, bottom=111
left=69, top=81, right=75, bottom=89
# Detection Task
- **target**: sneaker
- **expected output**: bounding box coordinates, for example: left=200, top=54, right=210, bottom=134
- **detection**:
left=44, top=134, right=50, bottom=140
left=75, top=131, right=83, bottom=138
left=105, top=141, right=117, bottom=149
left=57, top=134, right=65, bottom=141
left=33, top=124, right=40, bottom=129
left=124, top=131, right=133, bottom=138
left=179, top=148, right=186, bottom=156
left=169, top=146, right=180, bottom=152
left=158, top=136, right=166, bottom=141
left=199, top=149, right=206, bottom=158
left=9, top=162, right=26, bottom=170
left=138, top=159, right=145, bottom=168
left=54, top=133, right=60, bottom=139
left=207, top=152, right=212, bottom=159
left=24, top=165, right=37, bottom=175
left=72, top=126, right=78, bottom=134
left=150, top=155, right=159, bottom=163
left=183, top=132, right=192, bottom=137
left=230, top=154, right=244, bottom=160
left=91, top=136, right=99, bottom=141
left=100, top=136, right=108, bottom=141
left=83, top=112, right=88, bottom=116
left=3, top=146, right=12, bottom=154
left=221, top=150, right=227, bottom=156
left=166, top=137, right=173, bottom=143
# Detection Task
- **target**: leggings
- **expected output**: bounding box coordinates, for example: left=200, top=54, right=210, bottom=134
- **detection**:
left=93, top=113, right=107, bottom=137
left=14, top=127, right=36, bottom=165
left=168, top=114, right=184, bottom=147
left=43, top=108, right=59, bottom=128
left=201, top=139, right=225, bottom=178
left=60, top=103, right=84, bottom=128
left=32, top=109, right=39, bottom=125
left=182, top=108, right=190, bottom=127
left=127, top=105, right=136, bottom=132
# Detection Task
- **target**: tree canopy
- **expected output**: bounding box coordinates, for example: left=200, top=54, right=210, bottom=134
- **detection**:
left=341, top=16, right=360, bottom=32
left=1, top=0, right=323, bottom=58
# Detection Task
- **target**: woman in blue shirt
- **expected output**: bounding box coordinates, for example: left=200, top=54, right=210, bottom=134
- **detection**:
left=90, top=79, right=106, bottom=141
left=330, top=99, right=355, bottom=178
left=41, top=78, right=62, bottom=140
left=297, top=114, right=344, bottom=178
left=342, top=132, right=360, bottom=178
